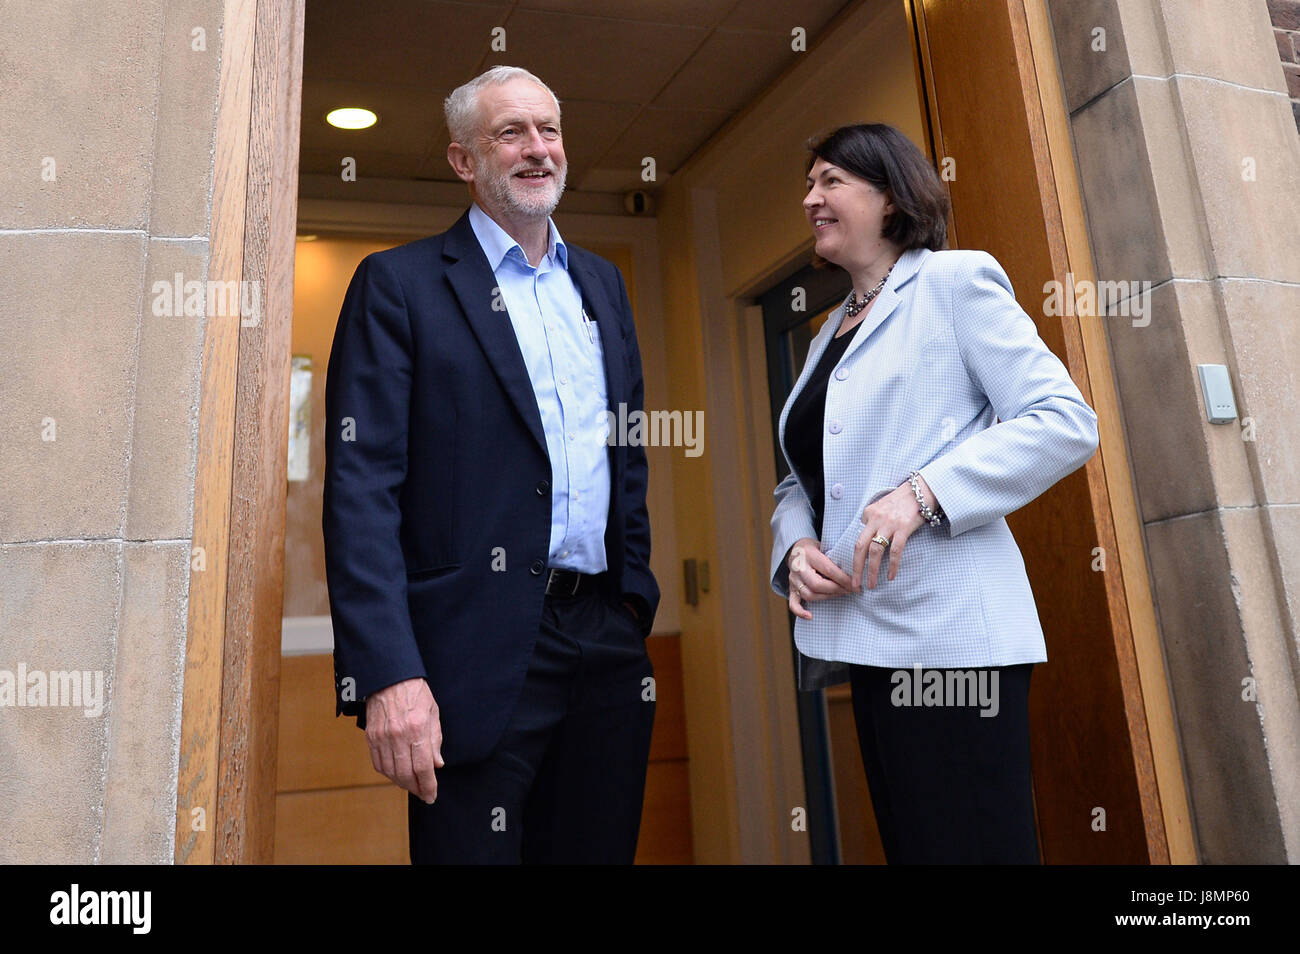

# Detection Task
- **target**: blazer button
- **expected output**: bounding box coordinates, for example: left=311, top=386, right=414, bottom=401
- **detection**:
left=530, top=560, right=545, bottom=575
left=536, top=479, right=549, bottom=495
left=835, top=367, right=849, bottom=381
left=828, top=420, right=842, bottom=434
left=830, top=483, right=844, bottom=500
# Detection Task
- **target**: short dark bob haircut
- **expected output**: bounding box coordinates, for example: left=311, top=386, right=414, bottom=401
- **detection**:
left=806, top=123, right=950, bottom=256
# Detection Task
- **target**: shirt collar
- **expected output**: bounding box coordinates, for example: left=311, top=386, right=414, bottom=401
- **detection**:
left=468, top=201, right=568, bottom=272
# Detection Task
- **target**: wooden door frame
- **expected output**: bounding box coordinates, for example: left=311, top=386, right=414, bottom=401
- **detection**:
left=173, top=0, right=1194, bottom=865
left=1010, top=0, right=1193, bottom=862
left=175, top=0, right=304, bottom=864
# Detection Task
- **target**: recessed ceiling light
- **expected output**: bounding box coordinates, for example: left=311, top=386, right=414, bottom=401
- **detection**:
left=326, top=107, right=377, bottom=130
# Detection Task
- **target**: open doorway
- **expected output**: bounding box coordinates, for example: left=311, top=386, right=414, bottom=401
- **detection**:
left=183, top=0, right=1193, bottom=865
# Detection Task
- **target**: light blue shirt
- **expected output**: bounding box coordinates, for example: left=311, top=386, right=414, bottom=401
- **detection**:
left=467, top=201, right=610, bottom=573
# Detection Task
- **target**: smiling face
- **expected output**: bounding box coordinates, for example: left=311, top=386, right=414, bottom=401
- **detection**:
left=449, top=77, right=567, bottom=221
left=803, top=156, right=897, bottom=272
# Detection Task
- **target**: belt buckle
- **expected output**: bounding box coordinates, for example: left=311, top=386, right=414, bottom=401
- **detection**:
left=545, top=568, right=582, bottom=597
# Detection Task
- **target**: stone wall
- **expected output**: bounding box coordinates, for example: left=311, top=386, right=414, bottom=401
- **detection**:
left=0, top=0, right=223, bottom=863
left=1048, top=0, right=1300, bottom=861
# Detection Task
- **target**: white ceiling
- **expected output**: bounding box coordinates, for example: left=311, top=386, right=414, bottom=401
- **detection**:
left=300, top=0, right=856, bottom=199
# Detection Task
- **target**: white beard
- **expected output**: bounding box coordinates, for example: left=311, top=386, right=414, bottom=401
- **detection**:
left=475, top=156, right=567, bottom=220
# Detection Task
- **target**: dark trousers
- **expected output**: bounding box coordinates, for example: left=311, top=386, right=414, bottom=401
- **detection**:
left=848, top=662, right=1041, bottom=864
left=408, top=584, right=655, bottom=864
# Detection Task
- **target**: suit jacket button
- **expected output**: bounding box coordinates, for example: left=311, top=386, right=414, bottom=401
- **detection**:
left=530, top=560, right=545, bottom=575
left=830, top=483, right=844, bottom=500
left=536, top=479, right=549, bottom=495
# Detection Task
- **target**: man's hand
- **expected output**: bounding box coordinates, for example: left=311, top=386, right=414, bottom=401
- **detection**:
left=786, top=537, right=854, bottom=620
left=364, top=677, right=444, bottom=804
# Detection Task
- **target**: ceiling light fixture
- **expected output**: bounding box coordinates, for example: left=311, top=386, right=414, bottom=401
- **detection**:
left=326, top=107, right=377, bottom=130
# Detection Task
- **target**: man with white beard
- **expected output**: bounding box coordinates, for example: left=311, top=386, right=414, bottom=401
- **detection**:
left=322, top=66, right=660, bottom=864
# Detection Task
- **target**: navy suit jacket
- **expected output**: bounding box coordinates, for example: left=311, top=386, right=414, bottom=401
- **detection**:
left=322, top=208, right=659, bottom=765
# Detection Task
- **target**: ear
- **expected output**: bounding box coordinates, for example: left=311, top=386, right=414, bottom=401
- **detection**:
left=446, top=142, right=475, bottom=184
left=880, top=196, right=897, bottom=236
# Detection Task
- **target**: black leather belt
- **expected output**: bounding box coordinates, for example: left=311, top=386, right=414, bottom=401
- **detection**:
left=544, top=567, right=604, bottom=598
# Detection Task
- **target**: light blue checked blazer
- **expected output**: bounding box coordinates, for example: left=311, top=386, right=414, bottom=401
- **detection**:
left=770, top=246, right=1099, bottom=689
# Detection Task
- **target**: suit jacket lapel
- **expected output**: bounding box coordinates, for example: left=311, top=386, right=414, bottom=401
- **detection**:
left=567, top=248, right=628, bottom=420
left=443, top=210, right=549, bottom=457
left=567, top=248, right=628, bottom=519
left=833, top=246, right=931, bottom=369
left=777, top=247, right=932, bottom=461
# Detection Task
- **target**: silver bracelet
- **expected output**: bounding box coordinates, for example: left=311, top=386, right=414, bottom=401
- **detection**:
left=908, top=470, right=943, bottom=527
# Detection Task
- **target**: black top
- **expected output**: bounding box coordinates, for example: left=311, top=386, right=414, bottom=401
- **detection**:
left=786, top=316, right=863, bottom=538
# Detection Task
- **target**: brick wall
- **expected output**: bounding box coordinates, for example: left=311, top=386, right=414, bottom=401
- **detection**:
left=1270, top=0, right=1300, bottom=130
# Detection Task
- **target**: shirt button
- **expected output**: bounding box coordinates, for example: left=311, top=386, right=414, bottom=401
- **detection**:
left=530, top=560, right=545, bottom=575
left=559, top=376, right=567, bottom=385
left=835, top=367, right=849, bottom=381
left=830, top=483, right=844, bottom=500
left=828, top=420, right=842, bottom=434
left=536, top=479, right=549, bottom=495
left=568, top=432, right=575, bottom=441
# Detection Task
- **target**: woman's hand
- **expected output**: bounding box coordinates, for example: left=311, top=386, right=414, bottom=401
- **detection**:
left=786, top=537, right=854, bottom=620
left=852, top=475, right=937, bottom=590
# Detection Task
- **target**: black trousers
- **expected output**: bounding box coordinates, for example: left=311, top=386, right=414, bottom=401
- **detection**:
left=848, top=662, right=1041, bottom=864
left=408, top=584, right=655, bottom=864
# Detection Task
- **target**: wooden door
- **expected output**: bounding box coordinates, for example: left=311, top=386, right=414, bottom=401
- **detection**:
left=906, top=0, right=1189, bottom=863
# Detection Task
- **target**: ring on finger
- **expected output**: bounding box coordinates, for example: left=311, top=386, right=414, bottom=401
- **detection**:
left=871, top=534, right=890, bottom=548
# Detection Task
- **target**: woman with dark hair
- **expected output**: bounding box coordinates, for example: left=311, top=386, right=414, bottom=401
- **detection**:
left=769, top=123, right=1099, bottom=863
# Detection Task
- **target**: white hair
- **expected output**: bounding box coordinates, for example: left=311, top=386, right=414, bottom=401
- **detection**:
left=443, top=66, right=561, bottom=147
